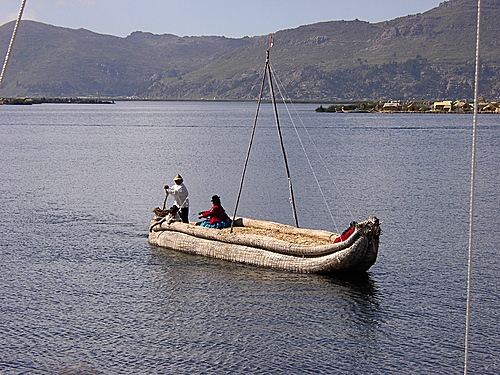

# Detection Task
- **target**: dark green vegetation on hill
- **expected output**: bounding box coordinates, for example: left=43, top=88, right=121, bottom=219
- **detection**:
left=0, top=0, right=498, bottom=101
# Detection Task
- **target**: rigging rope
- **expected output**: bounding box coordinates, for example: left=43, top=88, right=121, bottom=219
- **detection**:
left=464, top=1, right=481, bottom=373
left=0, top=0, right=27, bottom=88
left=269, top=61, right=357, bottom=233
left=266, top=57, right=299, bottom=228
left=230, top=49, right=268, bottom=232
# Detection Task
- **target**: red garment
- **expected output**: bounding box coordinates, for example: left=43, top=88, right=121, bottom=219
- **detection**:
left=333, top=226, right=355, bottom=243
left=200, top=205, right=229, bottom=225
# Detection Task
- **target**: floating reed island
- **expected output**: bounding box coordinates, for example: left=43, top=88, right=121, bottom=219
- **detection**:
left=0, top=97, right=115, bottom=105
left=316, top=99, right=500, bottom=114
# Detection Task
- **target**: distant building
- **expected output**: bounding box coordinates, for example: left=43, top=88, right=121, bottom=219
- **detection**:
left=481, top=103, right=498, bottom=112
left=382, top=101, right=401, bottom=111
left=433, top=101, right=453, bottom=112
left=454, top=101, right=473, bottom=112
left=407, top=102, right=421, bottom=112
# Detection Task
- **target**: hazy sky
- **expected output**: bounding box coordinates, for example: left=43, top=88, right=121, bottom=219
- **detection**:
left=2, top=0, right=446, bottom=38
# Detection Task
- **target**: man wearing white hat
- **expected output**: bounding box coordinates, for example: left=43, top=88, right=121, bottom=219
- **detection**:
left=164, top=174, right=189, bottom=223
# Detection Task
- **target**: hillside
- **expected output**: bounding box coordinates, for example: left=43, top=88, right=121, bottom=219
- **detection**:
left=0, top=0, right=498, bottom=100
left=0, top=22, right=251, bottom=98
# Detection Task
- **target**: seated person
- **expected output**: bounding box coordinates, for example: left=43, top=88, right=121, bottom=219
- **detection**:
left=334, top=221, right=357, bottom=243
left=197, top=195, right=232, bottom=229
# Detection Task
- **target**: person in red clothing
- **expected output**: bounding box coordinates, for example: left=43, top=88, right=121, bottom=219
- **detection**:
left=333, top=221, right=357, bottom=243
left=197, top=195, right=232, bottom=229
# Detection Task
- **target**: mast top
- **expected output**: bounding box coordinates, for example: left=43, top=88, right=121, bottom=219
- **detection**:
left=266, top=35, right=273, bottom=61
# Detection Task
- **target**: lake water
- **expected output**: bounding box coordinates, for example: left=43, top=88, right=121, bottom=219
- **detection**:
left=1, top=101, right=499, bottom=374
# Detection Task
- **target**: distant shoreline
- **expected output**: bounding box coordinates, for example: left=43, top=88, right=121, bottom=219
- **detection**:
left=1, top=97, right=499, bottom=114
left=0, top=97, right=115, bottom=105
left=315, top=100, right=500, bottom=114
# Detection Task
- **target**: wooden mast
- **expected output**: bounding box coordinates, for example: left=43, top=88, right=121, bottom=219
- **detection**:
left=265, top=41, right=299, bottom=228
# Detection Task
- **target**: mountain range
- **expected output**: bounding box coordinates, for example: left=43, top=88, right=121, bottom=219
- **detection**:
left=0, top=0, right=498, bottom=101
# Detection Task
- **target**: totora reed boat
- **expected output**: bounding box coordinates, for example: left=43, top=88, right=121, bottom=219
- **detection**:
left=148, top=38, right=381, bottom=275
left=149, top=216, right=380, bottom=274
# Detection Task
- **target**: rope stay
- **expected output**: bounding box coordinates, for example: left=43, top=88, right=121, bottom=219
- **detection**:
left=0, top=0, right=27, bottom=88
left=269, top=61, right=356, bottom=233
left=464, top=1, right=482, bottom=373
left=230, top=49, right=268, bottom=233
left=268, top=63, right=339, bottom=233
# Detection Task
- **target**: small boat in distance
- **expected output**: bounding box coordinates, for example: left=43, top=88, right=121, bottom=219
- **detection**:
left=148, top=38, right=381, bottom=275
left=341, top=106, right=371, bottom=113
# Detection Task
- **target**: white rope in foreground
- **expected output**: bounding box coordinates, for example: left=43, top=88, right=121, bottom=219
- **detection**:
left=464, top=0, right=482, bottom=374
left=0, top=0, right=27, bottom=88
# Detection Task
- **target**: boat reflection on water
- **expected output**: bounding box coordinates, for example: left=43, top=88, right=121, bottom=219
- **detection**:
left=150, top=244, right=381, bottom=339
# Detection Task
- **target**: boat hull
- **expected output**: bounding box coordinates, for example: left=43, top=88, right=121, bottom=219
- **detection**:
left=148, top=217, right=380, bottom=274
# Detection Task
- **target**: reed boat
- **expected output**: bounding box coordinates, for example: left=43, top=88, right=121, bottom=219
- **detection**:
left=149, top=216, right=380, bottom=274
left=148, top=37, right=381, bottom=274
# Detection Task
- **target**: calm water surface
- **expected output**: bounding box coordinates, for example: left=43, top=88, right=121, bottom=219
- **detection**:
left=1, top=101, right=499, bottom=374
